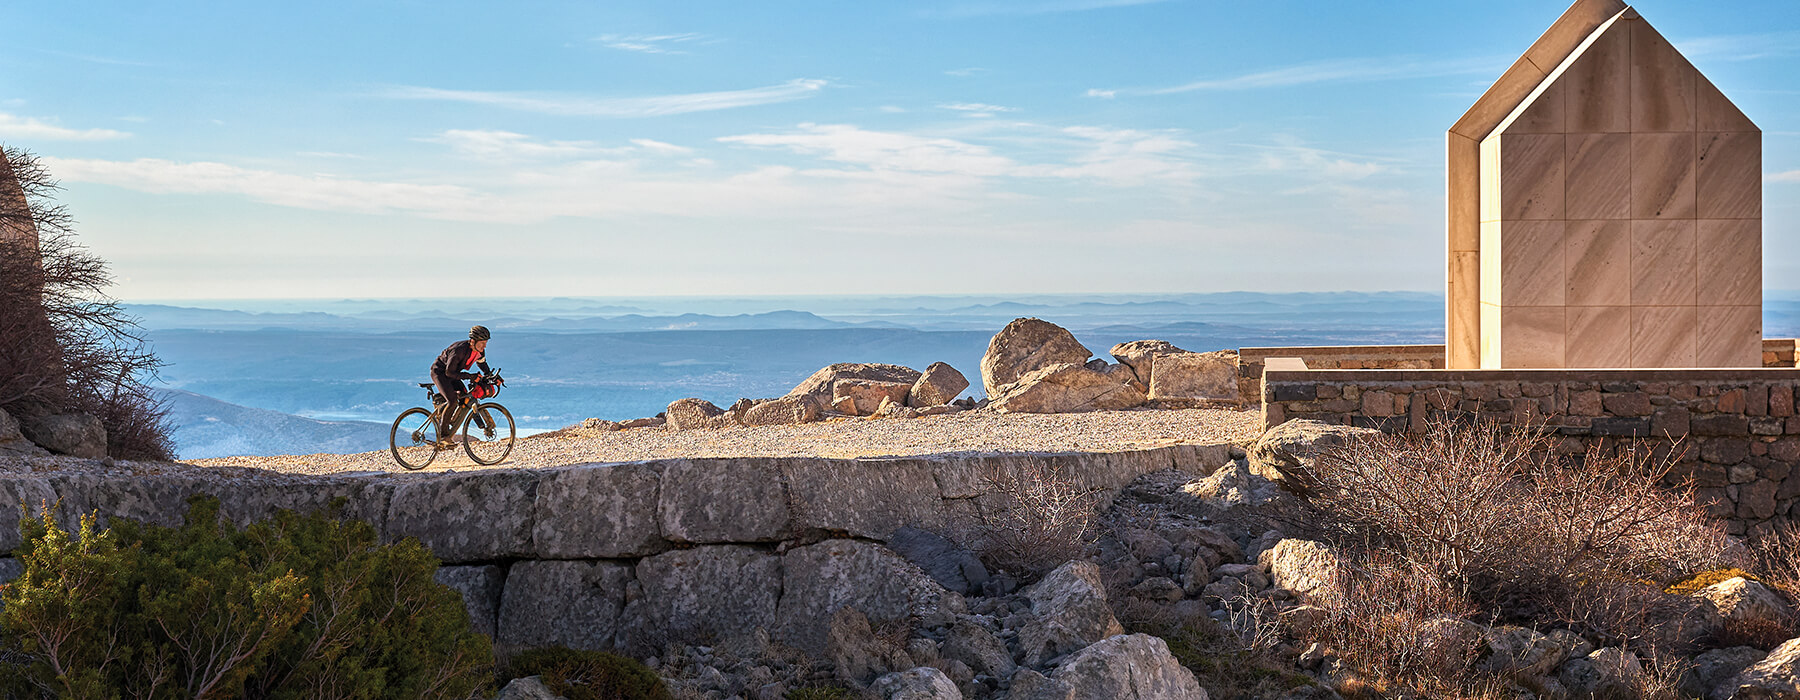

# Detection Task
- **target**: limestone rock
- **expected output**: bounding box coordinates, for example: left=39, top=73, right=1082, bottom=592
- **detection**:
left=909, top=362, right=969, bottom=407
left=981, top=318, right=1091, bottom=396
left=872, top=667, right=963, bottom=700
left=1724, top=636, right=1800, bottom=699
left=387, top=470, right=537, bottom=562
left=1108, top=340, right=1185, bottom=389
left=987, top=363, right=1146, bottom=414
left=782, top=458, right=945, bottom=539
left=533, top=462, right=665, bottom=558
left=496, top=559, right=631, bottom=650
left=1262, top=539, right=1344, bottom=604
left=835, top=379, right=914, bottom=416
left=620, top=545, right=782, bottom=656
left=1016, top=561, right=1125, bottom=668
left=665, top=398, right=734, bottom=430
left=1010, top=668, right=1075, bottom=700
left=1559, top=648, right=1644, bottom=699
left=828, top=607, right=890, bottom=686
left=658, top=458, right=789, bottom=543
left=1248, top=419, right=1380, bottom=488
left=1101, top=362, right=1148, bottom=394
left=618, top=416, right=664, bottom=429
left=943, top=618, right=1015, bottom=679
left=1694, top=577, right=1797, bottom=634
left=1180, top=461, right=1279, bottom=509
left=741, top=395, right=822, bottom=426
left=1680, top=647, right=1765, bottom=700
left=1478, top=625, right=1564, bottom=677
left=435, top=564, right=504, bottom=639
left=777, top=539, right=964, bottom=655
left=1048, top=634, right=1207, bottom=700
left=0, top=407, right=48, bottom=457
left=787, top=363, right=923, bottom=405
left=1148, top=351, right=1238, bottom=402
left=19, top=412, right=106, bottom=459
left=0, top=478, right=58, bottom=553
left=886, top=526, right=989, bottom=596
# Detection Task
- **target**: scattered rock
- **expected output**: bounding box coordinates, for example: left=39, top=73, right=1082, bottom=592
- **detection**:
left=1262, top=539, right=1344, bottom=604
left=1694, top=577, right=1797, bottom=634
left=1558, top=647, right=1644, bottom=699
left=665, top=398, right=733, bottom=430
left=618, top=416, right=665, bottom=429
left=943, top=619, right=1015, bottom=679
left=1015, top=561, right=1126, bottom=668
left=1108, top=340, right=1186, bottom=390
left=1009, top=668, right=1075, bottom=700
left=0, top=407, right=50, bottom=457
left=1181, top=461, right=1280, bottom=509
left=787, top=363, right=923, bottom=406
left=987, top=363, right=1146, bottom=414
left=1681, top=646, right=1766, bottom=700
left=872, top=667, right=964, bottom=699
left=1247, top=419, right=1380, bottom=489
left=1478, top=625, right=1565, bottom=677
left=886, top=526, right=989, bottom=596
left=1724, top=636, right=1800, bottom=699
left=1048, top=634, right=1208, bottom=700
left=1148, top=351, right=1238, bottom=402
left=1131, top=577, right=1184, bottom=602
left=981, top=318, right=1092, bottom=396
left=835, top=379, right=915, bottom=417
left=19, top=412, right=106, bottom=459
left=907, top=362, right=970, bottom=408
left=741, top=395, right=823, bottom=426
left=828, top=607, right=889, bottom=685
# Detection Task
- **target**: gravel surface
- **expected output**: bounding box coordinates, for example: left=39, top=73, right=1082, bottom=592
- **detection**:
left=184, top=407, right=1263, bottom=476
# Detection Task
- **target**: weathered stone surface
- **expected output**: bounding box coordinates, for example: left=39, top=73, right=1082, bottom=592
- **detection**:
left=0, top=478, right=58, bottom=553
left=887, top=526, right=988, bottom=596
left=741, top=395, right=822, bottom=426
left=1725, top=636, right=1800, bottom=699
left=494, top=676, right=562, bottom=700
left=534, top=462, right=665, bottom=558
left=777, top=539, right=963, bottom=655
left=981, top=318, right=1092, bottom=396
left=1180, top=461, right=1279, bottom=509
left=828, top=606, right=891, bottom=686
left=496, top=559, right=630, bottom=650
left=1248, top=419, right=1380, bottom=487
left=1148, top=351, right=1238, bottom=402
left=788, top=363, right=923, bottom=405
left=1681, top=647, right=1765, bottom=700
left=388, top=470, right=537, bottom=562
left=19, top=412, right=105, bottom=458
left=1109, top=340, right=1186, bottom=389
left=1010, top=668, right=1075, bottom=700
left=665, top=398, right=733, bottom=430
left=51, top=473, right=216, bottom=530
left=1049, top=634, right=1207, bottom=700
left=658, top=458, right=789, bottom=543
left=1478, top=625, right=1564, bottom=677
left=435, top=564, right=504, bottom=638
left=0, top=558, right=22, bottom=585
left=944, top=618, right=1014, bottom=679
left=0, top=407, right=48, bottom=457
left=213, top=475, right=392, bottom=533
left=835, top=380, right=915, bottom=416
left=783, top=458, right=945, bottom=539
left=1101, top=362, right=1147, bottom=394
left=909, top=362, right=970, bottom=408
left=1693, top=577, right=1796, bottom=636
left=619, top=545, right=783, bottom=656
left=987, top=363, right=1145, bottom=414
left=1559, top=648, right=1644, bottom=699
left=1262, top=539, right=1344, bottom=604
left=872, top=667, right=963, bottom=700
left=1016, top=561, right=1125, bottom=668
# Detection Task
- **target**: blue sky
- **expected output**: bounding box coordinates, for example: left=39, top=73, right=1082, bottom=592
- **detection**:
left=2, top=0, right=1796, bottom=300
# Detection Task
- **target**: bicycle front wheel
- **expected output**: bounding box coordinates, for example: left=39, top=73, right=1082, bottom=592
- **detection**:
left=462, top=402, right=516, bottom=465
left=390, top=407, right=440, bottom=470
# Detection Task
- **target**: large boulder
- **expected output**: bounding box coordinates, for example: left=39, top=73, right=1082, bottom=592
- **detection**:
left=741, top=395, right=822, bottom=426
left=0, top=407, right=49, bottom=458
left=987, top=364, right=1146, bottom=414
left=1724, top=636, right=1800, bottom=699
left=1180, top=461, right=1280, bottom=509
left=1693, top=577, right=1797, bottom=634
left=618, top=545, right=783, bottom=656
left=981, top=318, right=1091, bottom=396
left=909, top=362, right=969, bottom=407
left=834, top=379, right=914, bottom=416
left=1148, top=351, right=1238, bottom=402
left=1681, top=647, right=1766, bottom=700
left=19, top=412, right=106, bottom=459
left=1559, top=648, right=1645, bottom=699
left=787, top=363, right=922, bottom=406
left=1109, top=340, right=1186, bottom=389
left=1048, top=634, right=1207, bottom=700
left=665, top=398, right=734, bottom=430
left=1016, top=561, right=1126, bottom=668
left=1248, top=419, right=1379, bottom=487
left=777, top=539, right=964, bottom=655
left=1261, top=539, right=1345, bottom=605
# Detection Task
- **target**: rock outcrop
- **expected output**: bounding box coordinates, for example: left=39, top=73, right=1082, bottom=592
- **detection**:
left=1049, top=634, right=1207, bottom=700
left=787, top=363, right=923, bottom=406
left=910, top=362, right=969, bottom=408
left=1109, top=340, right=1186, bottom=390
left=987, top=364, right=1146, bottom=414
left=835, top=379, right=914, bottom=416
left=665, top=398, right=733, bottom=430
left=1147, top=351, right=1238, bottom=402
left=1247, top=419, right=1379, bottom=488
left=980, top=319, right=1091, bottom=396
left=19, top=412, right=106, bottom=458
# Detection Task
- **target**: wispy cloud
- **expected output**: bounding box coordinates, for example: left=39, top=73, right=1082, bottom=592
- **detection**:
left=721, top=123, right=1020, bottom=176
left=42, top=157, right=492, bottom=219
left=0, top=113, right=130, bottom=141
left=1676, top=31, right=1800, bottom=62
left=594, top=32, right=710, bottom=55
left=630, top=138, right=693, bottom=155
left=927, top=0, right=1169, bottom=18
left=939, top=102, right=1017, bottom=118
left=1771, top=169, right=1800, bottom=183
left=1097, top=55, right=1501, bottom=96
left=381, top=79, right=828, bottom=117
left=1253, top=142, right=1392, bottom=180
left=423, top=130, right=624, bottom=160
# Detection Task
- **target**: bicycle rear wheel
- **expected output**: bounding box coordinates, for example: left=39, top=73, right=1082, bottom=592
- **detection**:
left=390, top=407, right=440, bottom=470
left=462, top=402, right=515, bottom=465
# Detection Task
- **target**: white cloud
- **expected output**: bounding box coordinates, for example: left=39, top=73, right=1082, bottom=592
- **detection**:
left=630, top=138, right=693, bottom=155
left=42, top=157, right=497, bottom=220
left=1676, top=31, right=1800, bottom=62
left=594, top=32, right=709, bottom=54
left=1084, top=89, right=1117, bottom=99
left=939, top=102, right=1018, bottom=118
left=423, top=129, right=624, bottom=160
left=721, top=123, right=1020, bottom=176
left=1255, top=143, right=1388, bottom=180
left=1097, top=55, right=1501, bottom=96
left=1772, top=169, right=1800, bottom=183
left=0, top=113, right=130, bottom=141
left=381, top=79, right=828, bottom=117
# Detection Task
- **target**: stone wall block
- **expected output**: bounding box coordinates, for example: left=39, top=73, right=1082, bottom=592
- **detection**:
left=1652, top=409, right=1690, bottom=438
left=618, top=545, right=783, bottom=656
left=388, top=470, right=538, bottom=562
left=535, top=462, right=666, bottom=558
left=658, top=458, right=789, bottom=543
left=51, top=474, right=211, bottom=532
left=216, top=475, right=394, bottom=536
left=436, top=564, right=505, bottom=639
left=1601, top=392, right=1652, bottom=417
left=1694, top=415, right=1752, bottom=437
left=1703, top=440, right=1751, bottom=465
left=1739, top=480, right=1779, bottom=520
left=0, top=478, right=58, bottom=554
left=1748, top=385, right=1770, bottom=416
left=497, top=559, right=631, bottom=650
left=783, top=457, right=947, bottom=540
left=1752, top=417, right=1785, bottom=436
left=1571, top=391, right=1603, bottom=416
left=1772, top=386, right=1794, bottom=417
left=776, top=539, right=963, bottom=655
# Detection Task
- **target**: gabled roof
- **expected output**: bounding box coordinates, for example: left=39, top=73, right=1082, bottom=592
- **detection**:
left=1449, top=0, right=1627, bottom=140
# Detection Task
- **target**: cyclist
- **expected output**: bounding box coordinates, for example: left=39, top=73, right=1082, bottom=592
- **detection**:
left=432, top=325, right=503, bottom=438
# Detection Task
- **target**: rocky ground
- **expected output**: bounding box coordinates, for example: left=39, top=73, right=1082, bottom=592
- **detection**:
left=183, top=407, right=1263, bottom=475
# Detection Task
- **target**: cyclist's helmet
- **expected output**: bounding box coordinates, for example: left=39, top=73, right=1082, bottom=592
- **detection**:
left=469, top=325, right=491, bottom=342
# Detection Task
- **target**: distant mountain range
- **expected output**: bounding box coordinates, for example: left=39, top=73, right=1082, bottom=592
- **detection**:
left=159, top=389, right=389, bottom=460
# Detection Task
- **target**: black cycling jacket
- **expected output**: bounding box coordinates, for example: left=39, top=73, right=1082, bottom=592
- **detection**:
left=431, top=340, right=492, bottom=382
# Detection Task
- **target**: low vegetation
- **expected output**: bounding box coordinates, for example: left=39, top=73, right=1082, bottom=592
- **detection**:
left=503, top=647, right=670, bottom=700
left=970, top=459, right=1102, bottom=580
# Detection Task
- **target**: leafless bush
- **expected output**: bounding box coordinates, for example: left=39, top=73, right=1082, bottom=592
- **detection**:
left=971, top=459, right=1101, bottom=579
left=0, top=146, right=171, bottom=460
left=1305, top=554, right=1489, bottom=696
left=1751, top=522, right=1800, bottom=602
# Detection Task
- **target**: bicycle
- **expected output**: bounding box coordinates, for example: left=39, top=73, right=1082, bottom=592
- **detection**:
left=389, top=371, right=516, bottom=470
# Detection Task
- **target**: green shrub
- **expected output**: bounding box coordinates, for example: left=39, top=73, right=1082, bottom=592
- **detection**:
left=0, top=495, right=492, bottom=699
left=503, top=647, right=670, bottom=700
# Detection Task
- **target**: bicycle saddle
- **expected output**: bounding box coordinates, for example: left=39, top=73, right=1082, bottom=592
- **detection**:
left=418, top=383, right=434, bottom=389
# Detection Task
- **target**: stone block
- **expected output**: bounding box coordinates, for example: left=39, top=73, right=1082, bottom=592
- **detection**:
left=1652, top=408, right=1690, bottom=438
left=388, top=470, right=538, bottom=562
left=776, top=539, right=962, bottom=655
left=1570, top=391, right=1603, bottom=416
left=1752, top=418, right=1784, bottom=436
left=1601, top=392, right=1652, bottom=417
left=534, top=462, right=666, bottom=558
left=1591, top=417, right=1650, bottom=437
left=1719, top=389, right=1747, bottom=413
left=0, top=478, right=60, bottom=554
left=436, top=565, right=505, bottom=639
left=782, top=457, right=946, bottom=540
left=1693, top=415, right=1752, bottom=437
left=618, top=545, right=783, bottom=656
left=1702, top=440, right=1751, bottom=465
left=1772, top=387, right=1794, bottom=417
left=497, top=560, right=631, bottom=650
left=658, top=458, right=789, bottom=543
left=1362, top=390, right=1395, bottom=417
left=1271, top=385, right=1316, bottom=402
left=1148, top=351, right=1238, bottom=401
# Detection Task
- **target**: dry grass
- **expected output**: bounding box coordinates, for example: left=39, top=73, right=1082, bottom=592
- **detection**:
left=969, top=459, right=1101, bottom=579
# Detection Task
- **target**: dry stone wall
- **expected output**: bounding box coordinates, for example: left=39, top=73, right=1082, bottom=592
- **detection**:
left=1261, top=366, right=1800, bottom=536
left=0, top=444, right=1230, bottom=653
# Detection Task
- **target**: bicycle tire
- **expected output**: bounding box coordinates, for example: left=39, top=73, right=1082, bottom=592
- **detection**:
left=462, top=402, right=515, bottom=465
left=390, top=407, right=440, bottom=470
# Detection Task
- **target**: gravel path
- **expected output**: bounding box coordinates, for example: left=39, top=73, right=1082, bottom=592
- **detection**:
left=186, top=407, right=1263, bottom=476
